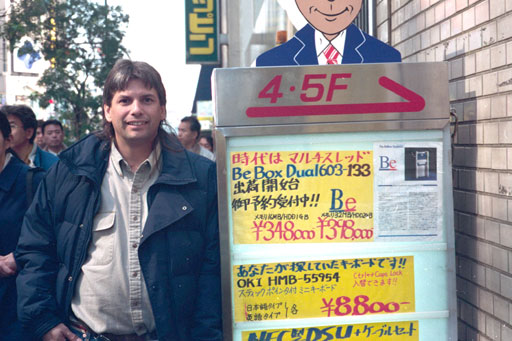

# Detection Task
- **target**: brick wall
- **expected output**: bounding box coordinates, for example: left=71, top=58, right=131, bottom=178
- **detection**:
left=376, top=0, right=512, bottom=339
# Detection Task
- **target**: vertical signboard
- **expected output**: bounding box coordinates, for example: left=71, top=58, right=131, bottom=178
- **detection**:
left=213, top=63, right=456, bottom=341
left=185, top=0, right=219, bottom=64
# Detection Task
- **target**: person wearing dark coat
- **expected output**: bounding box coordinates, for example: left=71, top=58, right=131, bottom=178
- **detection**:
left=0, top=109, right=44, bottom=341
left=4, top=105, right=58, bottom=170
left=15, top=60, right=222, bottom=341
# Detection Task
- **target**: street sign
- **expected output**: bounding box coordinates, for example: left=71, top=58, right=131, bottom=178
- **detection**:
left=246, top=75, right=426, bottom=117
left=185, top=0, right=219, bottom=64
left=213, top=63, right=456, bottom=341
left=213, top=62, right=448, bottom=127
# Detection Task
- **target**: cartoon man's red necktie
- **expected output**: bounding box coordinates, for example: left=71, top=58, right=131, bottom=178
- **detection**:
left=324, top=44, right=340, bottom=64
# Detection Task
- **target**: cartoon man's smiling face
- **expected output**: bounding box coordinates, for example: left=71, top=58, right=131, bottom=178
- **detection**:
left=295, top=0, right=363, bottom=40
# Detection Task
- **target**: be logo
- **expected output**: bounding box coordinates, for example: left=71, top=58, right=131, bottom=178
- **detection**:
left=379, top=156, right=398, bottom=171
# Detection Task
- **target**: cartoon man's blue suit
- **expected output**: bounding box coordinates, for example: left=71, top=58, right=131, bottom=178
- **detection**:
left=256, top=24, right=401, bottom=66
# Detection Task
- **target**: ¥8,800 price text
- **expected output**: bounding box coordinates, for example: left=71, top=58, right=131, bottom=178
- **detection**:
left=321, top=295, right=411, bottom=317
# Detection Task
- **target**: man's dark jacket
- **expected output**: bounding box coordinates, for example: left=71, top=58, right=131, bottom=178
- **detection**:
left=33, top=146, right=58, bottom=170
left=0, top=155, right=44, bottom=340
left=15, top=134, right=222, bottom=341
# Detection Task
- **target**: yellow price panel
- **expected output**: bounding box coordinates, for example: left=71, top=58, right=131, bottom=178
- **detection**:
left=230, top=151, right=374, bottom=244
left=234, top=256, right=415, bottom=322
left=242, top=321, right=419, bottom=341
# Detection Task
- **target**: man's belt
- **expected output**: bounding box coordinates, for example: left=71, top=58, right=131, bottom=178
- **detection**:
left=69, top=320, right=157, bottom=341
left=101, top=333, right=156, bottom=341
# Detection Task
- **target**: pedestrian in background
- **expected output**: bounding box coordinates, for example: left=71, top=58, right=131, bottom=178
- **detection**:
left=0, top=109, right=44, bottom=341
left=35, top=119, right=46, bottom=149
left=4, top=105, right=58, bottom=170
left=199, top=134, right=214, bottom=154
left=178, top=115, right=215, bottom=161
left=42, top=119, right=66, bottom=155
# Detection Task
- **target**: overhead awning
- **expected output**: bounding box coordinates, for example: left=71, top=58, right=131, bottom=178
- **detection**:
left=192, top=64, right=220, bottom=114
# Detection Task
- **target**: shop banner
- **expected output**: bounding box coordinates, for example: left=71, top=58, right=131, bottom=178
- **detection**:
left=185, top=0, right=219, bottom=64
left=242, top=321, right=419, bottom=341
left=231, top=150, right=374, bottom=244
left=233, top=256, right=415, bottom=322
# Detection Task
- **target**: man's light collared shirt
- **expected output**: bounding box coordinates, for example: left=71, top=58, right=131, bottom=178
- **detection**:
left=71, top=142, right=162, bottom=335
left=191, top=143, right=215, bottom=161
left=27, top=143, right=37, bottom=168
left=45, top=144, right=66, bottom=155
left=315, top=29, right=346, bottom=65
left=1, top=153, right=12, bottom=171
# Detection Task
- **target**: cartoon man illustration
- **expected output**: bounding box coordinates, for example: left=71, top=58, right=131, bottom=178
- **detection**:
left=256, top=0, right=401, bottom=66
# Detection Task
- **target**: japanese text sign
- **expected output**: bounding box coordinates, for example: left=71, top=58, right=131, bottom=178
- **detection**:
left=230, top=150, right=373, bottom=244
left=214, top=63, right=455, bottom=340
left=242, top=321, right=419, bottom=341
left=185, top=0, right=219, bottom=64
left=212, top=63, right=449, bottom=127
left=234, top=256, right=415, bottom=322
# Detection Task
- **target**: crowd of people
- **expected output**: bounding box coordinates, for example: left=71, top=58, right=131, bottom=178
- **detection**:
left=4, top=105, right=216, bottom=169
left=0, top=60, right=222, bottom=341
left=5, top=107, right=66, bottom=170
left=177, top=116, right=215, bottom=161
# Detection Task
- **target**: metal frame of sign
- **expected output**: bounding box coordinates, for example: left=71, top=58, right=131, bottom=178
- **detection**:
left=213, top=62, right=457, bottom=341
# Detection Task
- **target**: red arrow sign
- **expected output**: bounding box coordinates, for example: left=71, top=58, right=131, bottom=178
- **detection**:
left=246, top=76, right=426, bottom=118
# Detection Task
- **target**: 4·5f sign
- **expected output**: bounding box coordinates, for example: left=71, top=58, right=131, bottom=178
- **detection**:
left=213, top=63, right=450, bottom=127
left=185, top=0, right=219, bottom=64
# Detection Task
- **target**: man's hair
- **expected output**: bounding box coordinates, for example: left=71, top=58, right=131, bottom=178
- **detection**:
left=103, top=59, right=167, bottom=108
left=3, top=105, right=37, bottom=143
left=98, top=59, right=180, bottom=150
left=37, top=119, right=45, bottom=128
left=181, top=116, right=201, bottom=140
left=200, top=135, right=214, bottom=148
left=42, top=119, right=63, bottom=135
left=0, top=109, right=11, bottom=139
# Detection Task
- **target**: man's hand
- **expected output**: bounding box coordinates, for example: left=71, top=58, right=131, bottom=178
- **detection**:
left=0, top=253, right=17, bottom=277
left=43, top=323, right=82, bottom=341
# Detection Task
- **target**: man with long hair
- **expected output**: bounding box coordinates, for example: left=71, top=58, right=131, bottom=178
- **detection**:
left=15, top=60, right=222, bottom=341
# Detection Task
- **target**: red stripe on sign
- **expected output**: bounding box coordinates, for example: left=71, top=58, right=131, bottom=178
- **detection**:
left=246, top=76, right=426, bottom=117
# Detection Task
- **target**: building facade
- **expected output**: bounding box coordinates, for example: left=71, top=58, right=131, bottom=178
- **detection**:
left=0, top=0, right=53, bottom=118
left=222, top=0, right=289, bottom=67
left=376, top=0, right=512, bottom=339
left=223, top=0, right=512, bottom=339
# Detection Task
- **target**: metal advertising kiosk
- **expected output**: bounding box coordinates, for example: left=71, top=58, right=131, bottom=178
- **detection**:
left=212, top=62, right=456, bottom=341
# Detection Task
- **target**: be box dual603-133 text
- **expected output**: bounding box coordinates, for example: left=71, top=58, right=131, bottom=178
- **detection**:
left=213, top=62, right=456, bottom=341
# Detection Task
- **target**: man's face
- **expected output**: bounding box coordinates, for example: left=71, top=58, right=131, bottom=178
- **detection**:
left=0, top=131, right=11, bottom=166
left=199, top=137, right=212, bottom=152
left=177, top=121, right=198, bottom=149
left=104, top=79, right=166, bottom=150
left=35, top=127, right=45, bottom=147
left=295, top=0, right=362, bottom=36
left=43, top=124, right=64, bottom=148
left=8, top=115, right=32, bottom=149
